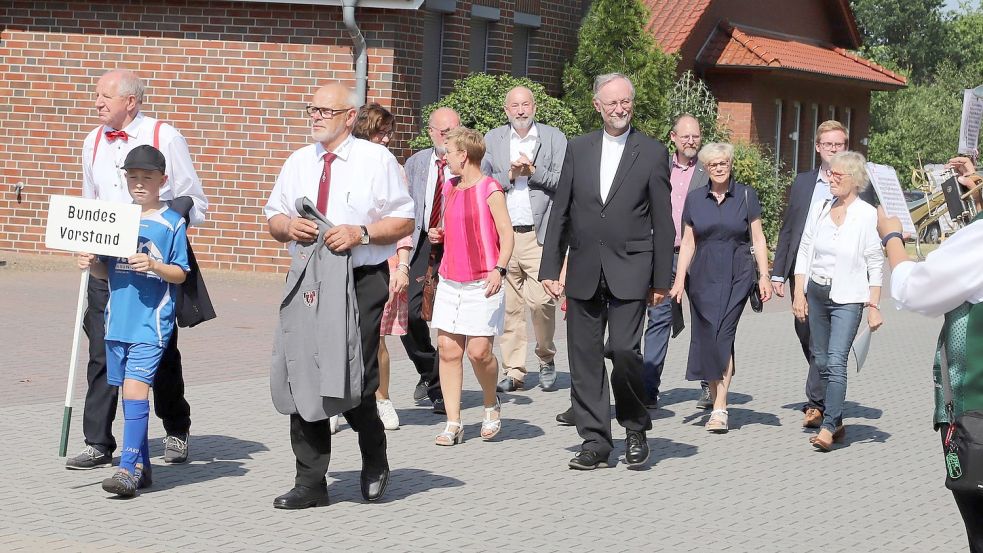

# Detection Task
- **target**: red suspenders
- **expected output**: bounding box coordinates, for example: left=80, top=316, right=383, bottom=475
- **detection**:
left=91, top=120, right=164, bottom=165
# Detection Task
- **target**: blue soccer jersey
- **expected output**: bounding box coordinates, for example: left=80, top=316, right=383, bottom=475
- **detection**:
left=104, top=207, right=190, bottom=347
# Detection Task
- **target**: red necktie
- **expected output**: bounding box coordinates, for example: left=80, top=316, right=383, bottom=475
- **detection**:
left=316, top=152, right=337, bottom=215
left=105, top=130, right=128, bottom=141
left=429, top=158, right=447, bottom=229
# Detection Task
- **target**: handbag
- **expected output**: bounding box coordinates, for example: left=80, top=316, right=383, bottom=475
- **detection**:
left=420, top=246, right=441, bottom=322
left=744, top=188, right=763, bottom=313
left=939, top=346, right=983, bottom=495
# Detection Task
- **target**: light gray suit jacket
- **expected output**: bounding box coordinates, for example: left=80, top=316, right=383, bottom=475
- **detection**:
left=270, top=198, right=363, bottom=422
left=484, top=122, right=567, bottom=244
left=687, top=160, right=710, bottom=192
left=404, top=147, right=493, bottom=264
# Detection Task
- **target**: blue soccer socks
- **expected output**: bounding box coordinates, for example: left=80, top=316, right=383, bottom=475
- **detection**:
left=120, top=399, right=150, bottom=475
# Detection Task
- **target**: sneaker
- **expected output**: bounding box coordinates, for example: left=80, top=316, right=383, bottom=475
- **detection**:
left=432, top=398, right=446, bottom=415
left=539, top=361, right=558, bottom=391
left=496, top=375, right=523, bottom=393
left=101, top=468, right=138, bottom=497
left=413, top=378, right=429, bottom=402
left=329, top=415, right=340, bottom=435
left=134, top=463, right=153, bottom=489
left=696, top=386, right=713, bottom=410
left=65, top=445, right=111, bottom=470
left=377, top=399, right=400, bottom=431
left=162, top=434, right=189, bottom=464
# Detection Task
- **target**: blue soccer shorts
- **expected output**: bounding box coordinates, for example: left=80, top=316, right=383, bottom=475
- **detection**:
left=105, top=340, right=165, bottom=386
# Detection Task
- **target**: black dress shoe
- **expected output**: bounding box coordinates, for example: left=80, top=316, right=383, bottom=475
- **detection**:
left=644, top=394, right=659, bottom=409
left=555, top=406, right=575, bottom=426
left=625, top=430, right=650, bottom=468
left=568, top=449, right=610, bottom=470
left=273, top=485, right=329, bottom=509
left=413, top=379, right=429, bottom=402
left=432, top=398, right=446, bottom=415
left=360, top=464, right=390, bottom=502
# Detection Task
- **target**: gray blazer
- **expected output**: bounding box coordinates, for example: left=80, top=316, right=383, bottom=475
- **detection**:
left=484, top=122, right=567, bottom=243
left=270, top=198, right=363, bottom=422
left=688, top=160, right=710, bottom=192
left=404, top=147, right=493, bottom=264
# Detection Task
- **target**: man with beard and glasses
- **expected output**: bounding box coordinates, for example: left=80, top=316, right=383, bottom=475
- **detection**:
left=540, top=73, right=674, bottom=471
left=484, top=86, right=567, bottom=394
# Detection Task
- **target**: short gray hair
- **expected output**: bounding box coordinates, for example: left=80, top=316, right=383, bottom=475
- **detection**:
left=697, top=142, right=734, bottom=165
left=829, top=151, right=870, bottom=192
left=592, top=73, right=635, bottom=100
left=111, top=70, right=145, bottom=104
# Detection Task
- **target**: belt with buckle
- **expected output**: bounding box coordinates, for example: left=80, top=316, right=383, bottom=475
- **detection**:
left=811, top=275, right=832, bottom=286
left=513, top=225, right=534, bottom=233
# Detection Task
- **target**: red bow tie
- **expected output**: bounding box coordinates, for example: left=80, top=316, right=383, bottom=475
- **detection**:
left=105, top=130, right=128, bottom=141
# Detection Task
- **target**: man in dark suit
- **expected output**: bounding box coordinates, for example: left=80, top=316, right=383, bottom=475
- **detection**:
left=771, top=120, right=878, bottom=428
left=642, top=114, right=710, bottom=410
left=541, top=73, right=674, bottom=470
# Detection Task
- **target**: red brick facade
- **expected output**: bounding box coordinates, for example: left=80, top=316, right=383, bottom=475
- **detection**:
left=0, top=0, right=582, bottom=272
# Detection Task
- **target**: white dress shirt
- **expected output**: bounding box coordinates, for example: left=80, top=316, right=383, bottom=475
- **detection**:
left=506, top=123, right=538, bottom=226
left=891, top=219, right=983, bottom=317
left=264, top=134, right=415, bottom=267
left=423, top=151, right=456, bottom=231
left=810, top=216, right=839, bottom=279
left=82, top=113, right=208, bottom=226
left=810, top=169, right=832, bottom=207
left=599, top=128, right=629, bottom=202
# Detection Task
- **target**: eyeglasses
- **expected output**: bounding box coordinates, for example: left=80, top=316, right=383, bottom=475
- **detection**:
left=306, top=105, right=351, bottom=118
left=375, top=129, right=394, bottom=140
left=507, top=101, right=534, bottom=110
left=706, top=160, right=730, bottom=170
left=828, top=170, right=850, bottom=180
left=818, top=141, right=847, bottom=150
left=675, top=135, right=701, bottom=143
left=429, top=125, right=455, bottom=137
left=600, top=99, right=633, bottom=112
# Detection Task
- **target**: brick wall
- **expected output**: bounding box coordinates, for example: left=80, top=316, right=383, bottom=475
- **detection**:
left=0, top=0, right=582, bottom=272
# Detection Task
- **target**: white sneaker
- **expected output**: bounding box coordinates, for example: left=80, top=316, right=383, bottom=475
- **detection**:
left=329, top=415, right=340, bottom=435
left=377, top=399, right=400, bottom=430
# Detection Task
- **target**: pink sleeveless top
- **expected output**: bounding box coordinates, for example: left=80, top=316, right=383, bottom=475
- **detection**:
left=438, top=176, right=504, bottom=282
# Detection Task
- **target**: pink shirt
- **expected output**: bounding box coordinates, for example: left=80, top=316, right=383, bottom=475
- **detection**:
left=670, top=154, right=697, bottom=247
left=438, top=176, right=504, bottom=282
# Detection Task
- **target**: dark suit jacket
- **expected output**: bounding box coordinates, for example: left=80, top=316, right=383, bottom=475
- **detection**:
left=540, top=128, right=674, bottom=301
left=772, top=168, right=878, bottom=282
left=169, top=196, right=216, bottom=328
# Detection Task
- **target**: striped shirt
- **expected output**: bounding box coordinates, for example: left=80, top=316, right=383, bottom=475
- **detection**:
left=438, top=176, right=504, bottom=282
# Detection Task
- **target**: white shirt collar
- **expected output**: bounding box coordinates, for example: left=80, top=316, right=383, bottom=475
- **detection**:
left=315, top=133, right=355, bottom=163
left=602, top=128, right=630, bottom=145
left=107, top=112, right=145, bottom=136
left=510, top=122, right=538, bottom=141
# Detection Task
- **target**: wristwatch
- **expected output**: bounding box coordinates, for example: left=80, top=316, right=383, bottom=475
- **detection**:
left=359, top=225, right=370, bottom=245
left=494, top=265, right=506, bottom=277
left=880, top=231, right=903, bottom=248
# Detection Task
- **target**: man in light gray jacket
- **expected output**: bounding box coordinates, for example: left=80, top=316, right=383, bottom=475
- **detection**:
left=485, top=86, right=567, bottom=393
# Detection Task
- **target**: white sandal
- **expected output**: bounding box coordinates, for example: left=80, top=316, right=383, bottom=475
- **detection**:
left=706, top=409, right=729, bottom=433
left=435, top=421, right=464, bottom=446
left=480, top=398, right=502, bottom=440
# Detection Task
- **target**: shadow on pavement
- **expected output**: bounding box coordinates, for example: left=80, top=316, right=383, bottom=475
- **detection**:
left=659, top=387, right=752, bottom=409
left=562, top=436, right=699, bottom=470
left=142, top=434, right=269, bottom=493
left=779, top=401, right=884, bottom=421
left=325, top=468, right=465, bottom=503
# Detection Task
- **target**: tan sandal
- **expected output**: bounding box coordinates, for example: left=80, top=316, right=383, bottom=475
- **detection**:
left=480, top=398, right=502, bottom=440
left=435, top=421, right=464, bottom=446
left=705, top=409, right=729, bottom=433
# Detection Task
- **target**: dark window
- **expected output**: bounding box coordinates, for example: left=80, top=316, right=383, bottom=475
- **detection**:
left=421, top=12, right=444, bottom=108
left=511, top=25, right=529, bottom=77
left=469, top=19, right=489, bottom=73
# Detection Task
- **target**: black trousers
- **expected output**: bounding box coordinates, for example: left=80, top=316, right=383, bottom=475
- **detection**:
left=291, top=263, right=389, bottom=488
left=399, top=233, right=443, bottom=402
left=82, top=276, right=191, bottom=454
left=566, top=273, right=652, bottom=458
left=794, top=309, right=825, bottom=411
left=940, top=429, right=983, bottom=552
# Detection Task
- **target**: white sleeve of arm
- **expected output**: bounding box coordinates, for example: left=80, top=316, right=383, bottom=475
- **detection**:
left=164, top=133, right=208, bottom=226
left=891, top=220, right=983, bottom=317
left=82, top=140, right=95, bottom=200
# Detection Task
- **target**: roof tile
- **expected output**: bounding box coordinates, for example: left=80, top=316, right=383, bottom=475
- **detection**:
left=642, top=0, right=712, bottom=53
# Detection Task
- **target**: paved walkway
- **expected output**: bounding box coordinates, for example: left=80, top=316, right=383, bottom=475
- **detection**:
left=0, top=252, right=967, bottom=552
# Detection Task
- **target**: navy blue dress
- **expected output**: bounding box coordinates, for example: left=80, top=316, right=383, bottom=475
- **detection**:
left=682, top=180, right=761, bottom=381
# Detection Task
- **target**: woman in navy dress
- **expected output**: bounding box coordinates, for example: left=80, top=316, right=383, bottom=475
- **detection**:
left=669, top=143, right=771, bottom=433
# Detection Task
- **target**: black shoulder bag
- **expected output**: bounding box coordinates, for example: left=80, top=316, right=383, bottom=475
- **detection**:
left=939, top=346, right=983, bottom=495
left=744, top=188, right=763, bottom=313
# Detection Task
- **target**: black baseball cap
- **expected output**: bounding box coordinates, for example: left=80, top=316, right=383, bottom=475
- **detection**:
left=122, top=145, right=167, bottom=173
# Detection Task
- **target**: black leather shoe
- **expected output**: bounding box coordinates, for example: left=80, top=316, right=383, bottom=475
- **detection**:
left=625, top=430, right=650, bottom=468
left=568, top=449, right=609, bottom=470
left=644, top=394, right=659, bottom=409
left=413, top=379, right=429, bottom=402
left=432, top=398, right=446, bottom=415
left=273, top=485, right=329, bottom=509
left=555, top=406, right=575, bottom=426
left=360, top=464, right=390, bottom=502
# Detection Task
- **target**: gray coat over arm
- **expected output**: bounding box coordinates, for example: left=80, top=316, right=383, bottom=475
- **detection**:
left=270, top=198, right=363, bottom=422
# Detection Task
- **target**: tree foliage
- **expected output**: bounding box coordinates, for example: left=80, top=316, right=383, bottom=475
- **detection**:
left=561, top=0, right=678, bottom=137
left=666, top=71, right=727, bottom=144
left=409, top=73, right=582, bottom=150
left=731, top=142, right=789, bottom=247
left=851, top=0, right=948, bottom=84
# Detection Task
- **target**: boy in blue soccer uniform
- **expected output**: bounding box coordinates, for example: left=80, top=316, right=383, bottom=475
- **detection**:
left=78, top=145, right=189, bottom=498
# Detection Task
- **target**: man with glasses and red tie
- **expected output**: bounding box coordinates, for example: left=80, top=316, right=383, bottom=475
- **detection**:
left=771, top=120, right=878, bottom=429
left=264, top=83, right=414, bottom=509
left=67, top=69, right=208, bottom=471
left=402, top=107, right=492, bottom=415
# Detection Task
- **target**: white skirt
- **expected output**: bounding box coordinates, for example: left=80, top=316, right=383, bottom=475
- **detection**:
left=430, top=277, right=505, bottom=336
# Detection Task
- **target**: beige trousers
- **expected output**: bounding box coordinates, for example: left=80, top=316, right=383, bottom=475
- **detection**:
left=500, top=229, right=556, bottom=380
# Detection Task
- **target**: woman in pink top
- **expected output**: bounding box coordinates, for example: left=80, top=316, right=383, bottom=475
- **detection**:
left=428, top=127, right=514, bottom=446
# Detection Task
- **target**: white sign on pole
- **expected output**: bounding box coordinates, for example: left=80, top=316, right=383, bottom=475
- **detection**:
left=44, top=195, right=141, bottom=258
left=865, top=162, right=917, bottom=236
left=958, top=88, right=983, bottom=157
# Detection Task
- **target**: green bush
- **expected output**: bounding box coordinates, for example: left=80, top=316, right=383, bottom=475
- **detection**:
left=666, top=71, right=728, bottom=145
left=408, top=73, right=582, bottom=150
left=731, top=142, right=789, bottom=248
